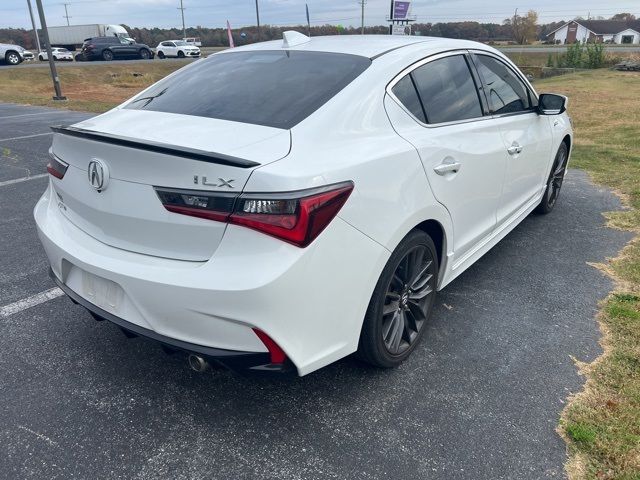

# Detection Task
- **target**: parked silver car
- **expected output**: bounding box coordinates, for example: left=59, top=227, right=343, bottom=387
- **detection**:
left=0, top=43, right=34, bottom=65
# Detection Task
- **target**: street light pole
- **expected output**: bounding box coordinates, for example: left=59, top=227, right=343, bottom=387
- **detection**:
left=34, top=0, right=66, bottom=100
left=359, top=0, right=366, bottom=35
left=255, top=0, right=260, bottom=41
left=26, top=0, right=41, bottom=54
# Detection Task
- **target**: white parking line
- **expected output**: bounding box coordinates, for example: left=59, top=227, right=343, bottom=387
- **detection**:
left=0, top=287, right=64, bottom=318
left=1, top=111, right=64, bottom=118
left=0, top=132, right=53, bottom=142
left=0, top=173, right=48, bottom=188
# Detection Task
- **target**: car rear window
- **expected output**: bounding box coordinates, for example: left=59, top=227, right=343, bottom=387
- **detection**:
left=125, top=50, right=371, bottom=129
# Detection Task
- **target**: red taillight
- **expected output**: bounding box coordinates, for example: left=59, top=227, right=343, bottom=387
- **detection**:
left=252, top=328, right=287, bottom=364
left=47, top=152, right=68, bottom=179
left=155, top=181, right=353, bottom=248
left=230, top=183, right=353, bottom=247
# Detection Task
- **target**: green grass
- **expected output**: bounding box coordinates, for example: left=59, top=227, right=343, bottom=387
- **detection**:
left=536, top=70, right=640, bottom=479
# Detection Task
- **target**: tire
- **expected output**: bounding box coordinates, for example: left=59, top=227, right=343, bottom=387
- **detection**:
left=102, top=50, right=113, bottom=61
left=52, top=56, right=57, bottom=61
left=177, top=50, right=185, bottom=58
left=357, top=230, right=439, bottom=368
left=157, top=51, right=165, bottom=59
left=139, top=49, right=150, bottom=60
left=5, top=51, right=21, bottom=65
left=535, top=142, right=569, bottom=214
left=38, top=54, right=44, bottom=61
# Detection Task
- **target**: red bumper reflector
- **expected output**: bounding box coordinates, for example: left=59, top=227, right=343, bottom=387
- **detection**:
left=252, top=328, right=287, bottom=364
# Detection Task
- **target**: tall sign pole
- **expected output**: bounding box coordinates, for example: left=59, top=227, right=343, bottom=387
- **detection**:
left=255, top=0, right=261, bottom=41
left=26, top=0, right=41, bottom=54
left=34, top=0, right=66, bottom=100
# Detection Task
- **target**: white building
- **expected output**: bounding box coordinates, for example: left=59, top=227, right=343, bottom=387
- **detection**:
left=547, top=20, right=640, bottom=44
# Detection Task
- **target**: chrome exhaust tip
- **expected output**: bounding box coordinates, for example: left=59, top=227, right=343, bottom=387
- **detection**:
left=188, top=354, right=209, bottom=372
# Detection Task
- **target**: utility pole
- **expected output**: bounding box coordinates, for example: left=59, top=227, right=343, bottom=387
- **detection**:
left=512, top=7, right=518, bottom=43
left=26, top=0, right=41, bottom=54
left=178, top=0, right=186, bottom=40
left=255, top=0, right=261, bottom=41
left=63, top=3, right=71, bottom=25
left=34, top=0, right=65, bottom=100
left=359, top=0, right=366, bottom=35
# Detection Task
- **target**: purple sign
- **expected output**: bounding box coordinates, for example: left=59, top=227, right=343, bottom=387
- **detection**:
left=393, top=1, right=411, bottom=20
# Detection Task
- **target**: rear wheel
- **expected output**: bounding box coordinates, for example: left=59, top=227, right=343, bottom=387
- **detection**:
left=535, top=142, right=568, bottom=214
left=358, top=230, right=438, bottom=368
left=52, top=56, right=57, bottom=61
left=157, top=51, right=165, bottom=59
left=139, top=49, right=150, bottom=60
left=5, top=51, right=21, bottom=65
left=102, top=50, right=113, bottom=61
left=177, top=50, right=185, bottom=58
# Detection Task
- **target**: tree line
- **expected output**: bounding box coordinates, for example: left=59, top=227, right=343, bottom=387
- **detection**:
left=0, top=12, right=635, bottom=49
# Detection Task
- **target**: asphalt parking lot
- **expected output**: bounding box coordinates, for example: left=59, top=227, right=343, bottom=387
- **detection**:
left=0, top=103, right=633, bottom=479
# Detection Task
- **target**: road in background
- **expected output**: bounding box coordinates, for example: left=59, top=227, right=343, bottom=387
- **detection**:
left=0, top=104, right=633, bottom=479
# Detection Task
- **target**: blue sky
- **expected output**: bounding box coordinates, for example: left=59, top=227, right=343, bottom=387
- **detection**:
left=1, top=0, right=638, bottom=29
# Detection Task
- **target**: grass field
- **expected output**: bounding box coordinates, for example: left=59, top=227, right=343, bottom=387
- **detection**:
left=0, top=63, right=183, bottom=112
left=535, top=70, right=640, bottom=479
left=0, top=62, right=638, bottom=479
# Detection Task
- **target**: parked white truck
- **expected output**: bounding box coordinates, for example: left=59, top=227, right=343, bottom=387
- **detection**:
left=45, top=24, right=133, bottom=50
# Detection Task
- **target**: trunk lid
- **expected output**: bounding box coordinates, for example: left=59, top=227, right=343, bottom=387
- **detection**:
left=51, top=109, right=290, bottom=261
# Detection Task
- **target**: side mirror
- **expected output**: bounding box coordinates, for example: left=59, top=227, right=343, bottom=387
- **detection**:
left=538, top=93, right=568, bottom=115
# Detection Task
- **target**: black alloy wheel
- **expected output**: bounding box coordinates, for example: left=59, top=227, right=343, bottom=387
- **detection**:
left=536, top=142, right=568, bottom=214
left=102, top=50, right=114, bottom=61
left=358, top=230, right=438, bottom=367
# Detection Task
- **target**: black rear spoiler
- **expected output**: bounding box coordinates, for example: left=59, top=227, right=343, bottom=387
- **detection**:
left=50, top=125, right=260, bottom=169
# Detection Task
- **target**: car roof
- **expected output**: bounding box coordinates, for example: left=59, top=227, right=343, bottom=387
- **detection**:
left=220, top=34, right=486, bottom=60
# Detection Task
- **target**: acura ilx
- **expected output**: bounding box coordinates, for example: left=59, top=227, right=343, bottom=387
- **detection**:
left=35, top=32, right=572, bottom=376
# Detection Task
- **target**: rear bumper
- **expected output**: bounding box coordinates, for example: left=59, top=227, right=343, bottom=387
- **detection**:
left=35, top=180, right=389, bottom=376
left=50, top=269, right=291, bottom=374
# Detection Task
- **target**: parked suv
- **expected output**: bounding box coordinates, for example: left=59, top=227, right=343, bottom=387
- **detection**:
left=0, top=43, right=34, bottom=65
left=155, top=40, right=201, bottom=59
left=79, top=37, right=153, bottom=61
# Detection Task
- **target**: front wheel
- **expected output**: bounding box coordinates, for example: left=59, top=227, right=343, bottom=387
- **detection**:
left=139, top=49, right=150, bottom=60
left=177, top=50, right=185, bottom=58
left=5, top=51, right=21, bottom=65
left=535, top=142, right=568, bottom=214
left=357, top=230, right=438, bottom=368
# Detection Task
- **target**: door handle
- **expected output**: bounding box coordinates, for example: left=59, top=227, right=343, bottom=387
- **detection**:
left=507, top=142, right=523, bottom=155
left=433, top=161, right=462, bottom=175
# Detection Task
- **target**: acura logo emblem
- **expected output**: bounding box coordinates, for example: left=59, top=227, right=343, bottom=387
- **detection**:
left=87, top=159, right=109, bottom=191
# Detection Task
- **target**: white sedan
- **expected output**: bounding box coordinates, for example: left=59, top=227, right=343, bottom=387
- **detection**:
left=35, top=32, right=572, bottom=376
left=38, top=47, right=74, bottom=61
left=155, top=40, right=200, bottom=59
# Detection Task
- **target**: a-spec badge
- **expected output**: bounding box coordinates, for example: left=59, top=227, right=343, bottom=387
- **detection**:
left=87, top=158, right=110, bottom=192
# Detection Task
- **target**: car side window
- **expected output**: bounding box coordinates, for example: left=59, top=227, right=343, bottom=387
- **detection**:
left=391, top=75, right=426, bottom=123
left=410, top=55, right=483, bottom=124
left=473, top=55, right=531, bottom=115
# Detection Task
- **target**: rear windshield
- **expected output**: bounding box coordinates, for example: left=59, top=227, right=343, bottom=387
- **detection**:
left=125, top=50, right=371, bottom=129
